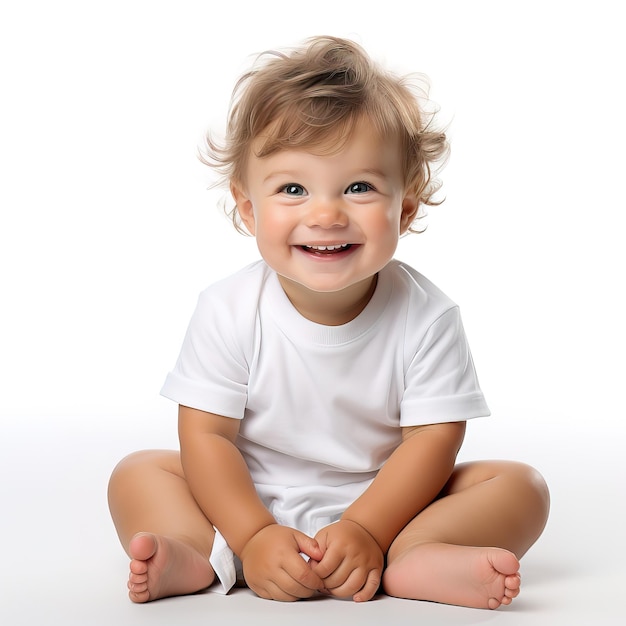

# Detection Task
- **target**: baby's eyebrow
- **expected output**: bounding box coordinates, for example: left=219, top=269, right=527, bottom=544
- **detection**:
left=358, top=168, right=389, bottom=180
left=263, top=171, right=301, bottom=184
left=261, top=166, right=392, bottom=186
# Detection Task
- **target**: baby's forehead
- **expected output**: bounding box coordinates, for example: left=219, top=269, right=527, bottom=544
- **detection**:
left=252, top=114, right=401, bottom=158
left=242, top=124, right=405, bottom=191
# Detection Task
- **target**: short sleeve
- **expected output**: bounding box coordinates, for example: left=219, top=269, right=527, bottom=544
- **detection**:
left=160, top=290, right=252, bottom=419
left=400, top=307, right=490, bottom=426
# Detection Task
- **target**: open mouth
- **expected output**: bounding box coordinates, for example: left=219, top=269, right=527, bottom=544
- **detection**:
left=300, top=244, right=353, bottom=255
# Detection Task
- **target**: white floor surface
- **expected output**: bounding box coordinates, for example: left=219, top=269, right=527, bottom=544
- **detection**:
left=1, top=413, right=623, bottom=626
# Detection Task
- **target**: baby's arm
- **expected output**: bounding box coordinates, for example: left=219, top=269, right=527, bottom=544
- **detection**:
left=178, top=405, right=324, bottom=600
left=312, top=420, right=466, bottom=601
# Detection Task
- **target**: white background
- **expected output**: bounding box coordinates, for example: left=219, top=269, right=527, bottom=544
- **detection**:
left=1, top=1, right=624, bottom=624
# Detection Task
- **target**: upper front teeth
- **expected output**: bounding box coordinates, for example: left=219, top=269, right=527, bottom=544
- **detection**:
left=305, top=244, right=349, bottom=251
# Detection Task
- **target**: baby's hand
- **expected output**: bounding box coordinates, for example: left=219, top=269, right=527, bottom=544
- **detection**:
left=240, top=524, right=325, bottom=601
left=311, top=519, right=383, bottom=602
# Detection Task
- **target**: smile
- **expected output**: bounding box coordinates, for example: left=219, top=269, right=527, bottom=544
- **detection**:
left=301, top=244, right=352, bottom=253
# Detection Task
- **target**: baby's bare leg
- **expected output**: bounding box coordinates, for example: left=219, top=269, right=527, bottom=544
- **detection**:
left=383, top=460, right=549, bottom=609
left=108, top=450, right=216, bottom=602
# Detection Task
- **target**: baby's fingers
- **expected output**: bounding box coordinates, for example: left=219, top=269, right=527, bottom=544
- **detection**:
left=284, top=554, right=325, bottom=594
left=323, top=566, right=381, bottom=601
left=254, top=562, right=323, bottom=601
left=323, top=566, right=366, bottom=599
left=293, top=531, right=324, bottom=563
left=252, top=580, right=300, bottom=602
left=309, top=549, right=343, bottom=580
left=353, top=568, right=381, bottom=603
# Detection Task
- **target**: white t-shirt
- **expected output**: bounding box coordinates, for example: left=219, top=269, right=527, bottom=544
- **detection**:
left=161, top=259, right=489, bottom=535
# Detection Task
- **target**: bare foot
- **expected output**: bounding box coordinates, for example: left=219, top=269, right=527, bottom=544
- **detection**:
left=127, top=532, right=215, bottom=602
left=382, top=543, right=521, bottom=609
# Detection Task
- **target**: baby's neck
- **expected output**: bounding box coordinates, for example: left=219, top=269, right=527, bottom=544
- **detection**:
left=277, top=274, right=378, bottom=326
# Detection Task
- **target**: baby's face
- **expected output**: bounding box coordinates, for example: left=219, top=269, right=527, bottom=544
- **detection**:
left=231, top=119, right=417, bottom=313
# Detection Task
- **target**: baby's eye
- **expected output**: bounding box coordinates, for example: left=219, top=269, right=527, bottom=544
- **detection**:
left=280, top=184, right=306, bottom=196
left=345, top=182, right=373, bottom=194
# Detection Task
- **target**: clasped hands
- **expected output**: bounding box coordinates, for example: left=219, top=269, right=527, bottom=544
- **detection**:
left=240, top=519, right=384, bottom=602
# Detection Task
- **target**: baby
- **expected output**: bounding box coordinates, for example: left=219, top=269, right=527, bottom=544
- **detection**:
left=108, top=35, right=549, bottom=609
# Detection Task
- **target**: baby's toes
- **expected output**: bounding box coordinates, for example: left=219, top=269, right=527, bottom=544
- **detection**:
left=128, top=572, right=149, bottom=593
left=130, top=559, right=148, bottom=576
left=129, top=570, right=148, bottom=586
left=504, top=574, right=521, bottom=596
left=128, top=584, right=150, bottom=602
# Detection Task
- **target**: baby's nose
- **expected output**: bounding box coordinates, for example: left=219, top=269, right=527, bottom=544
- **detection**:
left=306, top=198, right=349, bottom=228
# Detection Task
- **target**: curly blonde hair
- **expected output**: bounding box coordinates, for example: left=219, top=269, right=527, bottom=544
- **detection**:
left=201, top=36, right=449, bottom=233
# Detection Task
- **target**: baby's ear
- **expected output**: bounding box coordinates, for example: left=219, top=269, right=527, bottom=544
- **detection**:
left=230, top=182, right=256, bottom=236
left=399, top=194, right=419, bottom=233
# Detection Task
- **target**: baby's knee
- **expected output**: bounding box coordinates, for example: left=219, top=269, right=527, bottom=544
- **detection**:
left=506, top=462, right=550, bottom=515
left=109, top=450, right=181, bottom=485
left=111, top=450, right=154, bottom=475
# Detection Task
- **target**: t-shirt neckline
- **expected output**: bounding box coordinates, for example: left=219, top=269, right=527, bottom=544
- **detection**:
left=263, top=264, right=394, bottom=347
